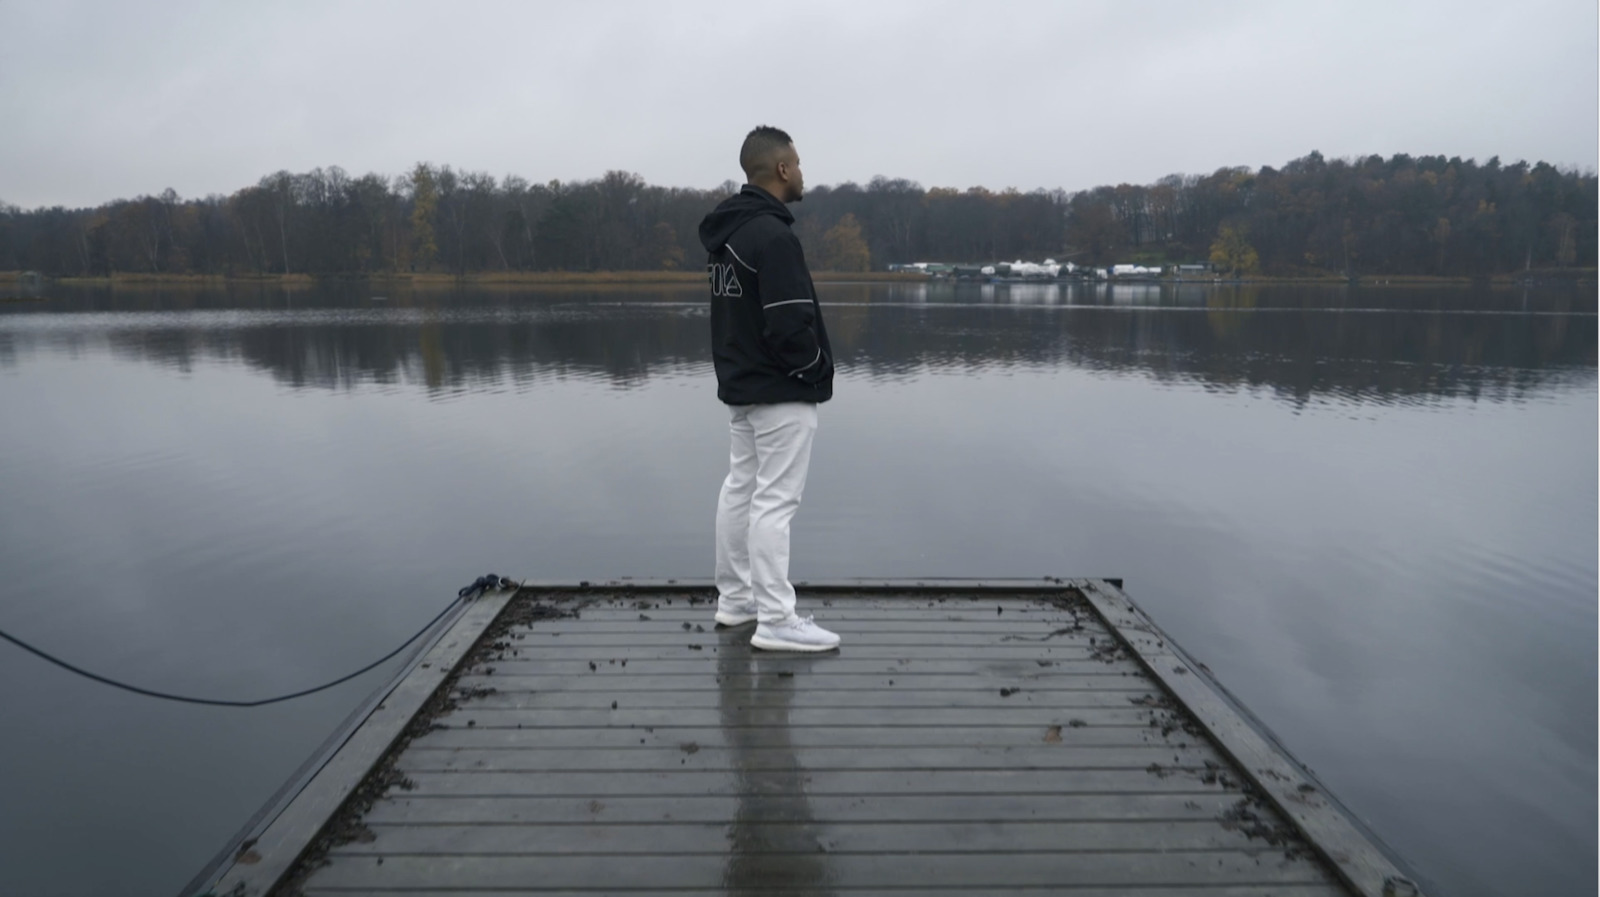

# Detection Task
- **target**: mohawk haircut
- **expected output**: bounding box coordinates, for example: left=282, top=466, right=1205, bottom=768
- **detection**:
left=739, top=125, right=794, bottom=180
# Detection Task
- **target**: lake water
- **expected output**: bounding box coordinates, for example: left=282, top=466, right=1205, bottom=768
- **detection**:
left=0, top=280, right=1593, bottom=897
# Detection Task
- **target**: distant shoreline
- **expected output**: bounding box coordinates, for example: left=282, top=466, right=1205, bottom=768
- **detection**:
left=4, top=270, right=1591, bottom=288
left=8, top=270, right=928, bottom=288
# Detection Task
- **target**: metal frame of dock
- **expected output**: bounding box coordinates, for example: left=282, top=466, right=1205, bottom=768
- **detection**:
left=192, top=578, right=1423, bottom=897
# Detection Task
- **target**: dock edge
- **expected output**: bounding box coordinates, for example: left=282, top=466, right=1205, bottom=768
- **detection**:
left=192, top=587, right=517, bottom=897
left=1078, top=578, right=1425, bottom=897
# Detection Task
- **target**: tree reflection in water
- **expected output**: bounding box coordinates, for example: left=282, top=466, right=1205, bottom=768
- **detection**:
left=5, top=283, right=1590, bottom=408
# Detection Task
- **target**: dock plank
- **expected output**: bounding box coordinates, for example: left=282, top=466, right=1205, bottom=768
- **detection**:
left=330, top=819, right=1289, bottom=855
left=454, top=672, right=1151, bottom=692
left=300, top=882, right=1350, bottom=889
left=461, top=657, right=1152, bottom=675
left=364, top=792, right=1245, bottom=825
left=499, top=629, right=1113, bottom=642
left=381, top=768, right=1240, bottom=797
left=530, top=619, right=1110, bottom=633
left=405, top=733, right=1218, bottom=754
left=473, top=644, right=1129, bottom=657
left=413, top=706, right=1160, bottom=728
left=459, top=687, right=1155, bottom=709
left=305, top=852, right=1332, bottom=890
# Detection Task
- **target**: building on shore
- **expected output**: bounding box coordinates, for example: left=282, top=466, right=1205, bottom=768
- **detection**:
left=1110, top=264, right=1162, bottom=281
left=888, top=259, right=1082, bottom=281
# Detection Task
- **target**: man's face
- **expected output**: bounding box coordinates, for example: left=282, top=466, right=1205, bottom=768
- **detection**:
left=779, top=144, right=804, bottom=203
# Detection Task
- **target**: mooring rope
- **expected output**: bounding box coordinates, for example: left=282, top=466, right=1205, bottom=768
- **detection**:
left=0, top=574, right=513, bottom=707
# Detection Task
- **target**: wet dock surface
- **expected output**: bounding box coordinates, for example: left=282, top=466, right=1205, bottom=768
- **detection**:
left=277, top=587, right=1354, bottom=896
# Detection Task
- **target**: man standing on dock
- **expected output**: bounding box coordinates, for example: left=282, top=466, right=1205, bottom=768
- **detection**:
left=698, top=126, right=840, bottom=652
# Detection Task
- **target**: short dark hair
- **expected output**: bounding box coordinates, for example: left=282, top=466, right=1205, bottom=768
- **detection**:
left=740, top=126, right=794, bottom=179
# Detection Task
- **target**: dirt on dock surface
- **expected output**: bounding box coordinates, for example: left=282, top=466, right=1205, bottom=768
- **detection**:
left=266, top=588, right=591, bottom=897
left=263, top=584, right=1350, bottom=896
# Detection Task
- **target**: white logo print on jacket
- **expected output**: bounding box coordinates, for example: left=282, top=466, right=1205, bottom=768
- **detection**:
left=707, top=261, right=743, bottom=297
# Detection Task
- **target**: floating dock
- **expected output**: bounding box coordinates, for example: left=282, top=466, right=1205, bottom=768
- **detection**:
left=195, top=579, right=1422, bottom=897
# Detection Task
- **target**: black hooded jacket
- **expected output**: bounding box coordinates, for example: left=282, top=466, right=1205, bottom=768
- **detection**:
left=698, top=184, right=833, bottom=405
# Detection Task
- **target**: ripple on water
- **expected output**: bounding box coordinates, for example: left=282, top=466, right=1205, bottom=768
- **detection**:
left=0, top=284, right=1593, bottom=897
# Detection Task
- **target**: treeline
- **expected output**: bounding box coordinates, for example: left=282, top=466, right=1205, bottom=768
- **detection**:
left=0, top=152, right=1593, bottom=277
left=1067, top=152, right=1596, bottom=276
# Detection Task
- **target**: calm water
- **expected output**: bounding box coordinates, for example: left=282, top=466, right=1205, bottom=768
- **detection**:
left=0, top=280, right=1593, bottom=897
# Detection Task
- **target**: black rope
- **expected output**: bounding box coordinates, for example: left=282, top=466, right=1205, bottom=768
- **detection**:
left=0, top=595, right=465, bottom=707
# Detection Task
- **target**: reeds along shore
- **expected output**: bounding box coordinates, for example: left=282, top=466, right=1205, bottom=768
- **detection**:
left=6, top=270, right=938, bottom=287
left=6, top=269, right=1592, bottom=289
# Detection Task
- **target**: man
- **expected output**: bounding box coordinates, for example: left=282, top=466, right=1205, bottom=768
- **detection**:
left=698, top=125, right=840, bottom=652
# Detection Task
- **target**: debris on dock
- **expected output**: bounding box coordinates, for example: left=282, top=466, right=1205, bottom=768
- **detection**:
left=197, top=579, right=1423, bottom=897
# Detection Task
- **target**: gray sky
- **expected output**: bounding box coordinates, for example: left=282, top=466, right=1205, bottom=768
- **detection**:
left=2, top=0, right=1595, bottom=210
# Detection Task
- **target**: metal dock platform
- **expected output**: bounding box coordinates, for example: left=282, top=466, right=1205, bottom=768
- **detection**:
left=196, top=579, right=1422, bottom=897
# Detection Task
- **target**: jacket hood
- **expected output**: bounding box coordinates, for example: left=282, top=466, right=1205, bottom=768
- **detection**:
left=698, top=184, right=794, bottom=252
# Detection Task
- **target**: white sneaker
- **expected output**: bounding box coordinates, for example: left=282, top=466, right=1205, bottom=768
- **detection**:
left=750, top=615, right=841, bottom=652
left=714, top=604, right=758, bottom=627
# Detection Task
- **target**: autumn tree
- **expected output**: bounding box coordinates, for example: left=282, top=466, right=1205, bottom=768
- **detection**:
left=1209, top=224, right=1260, bottom=276
left=648, top=222, right=684, bottom=270
left=409, top=163, right=439, bottom=271
left=818, top=213, right=871, bottom=271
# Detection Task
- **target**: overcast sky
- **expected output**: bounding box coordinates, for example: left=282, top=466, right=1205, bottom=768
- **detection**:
left=1, top=0, right=1595, bottom=209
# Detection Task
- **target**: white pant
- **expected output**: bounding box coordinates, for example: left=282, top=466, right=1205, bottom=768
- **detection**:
left=715, top=402, right=818, bottom=624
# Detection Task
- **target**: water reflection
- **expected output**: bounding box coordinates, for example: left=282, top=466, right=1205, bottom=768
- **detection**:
left=0, top=284, right=1591, bottom=407
left=855, top=280, right=1595, bottom=314
left=717, top=629, right=834, bottom=896
left=0, top=281, right=1591, bottom=897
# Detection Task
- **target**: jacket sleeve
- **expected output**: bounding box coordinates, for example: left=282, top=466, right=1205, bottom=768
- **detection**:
left=756, top=231, right=830, bottom=384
